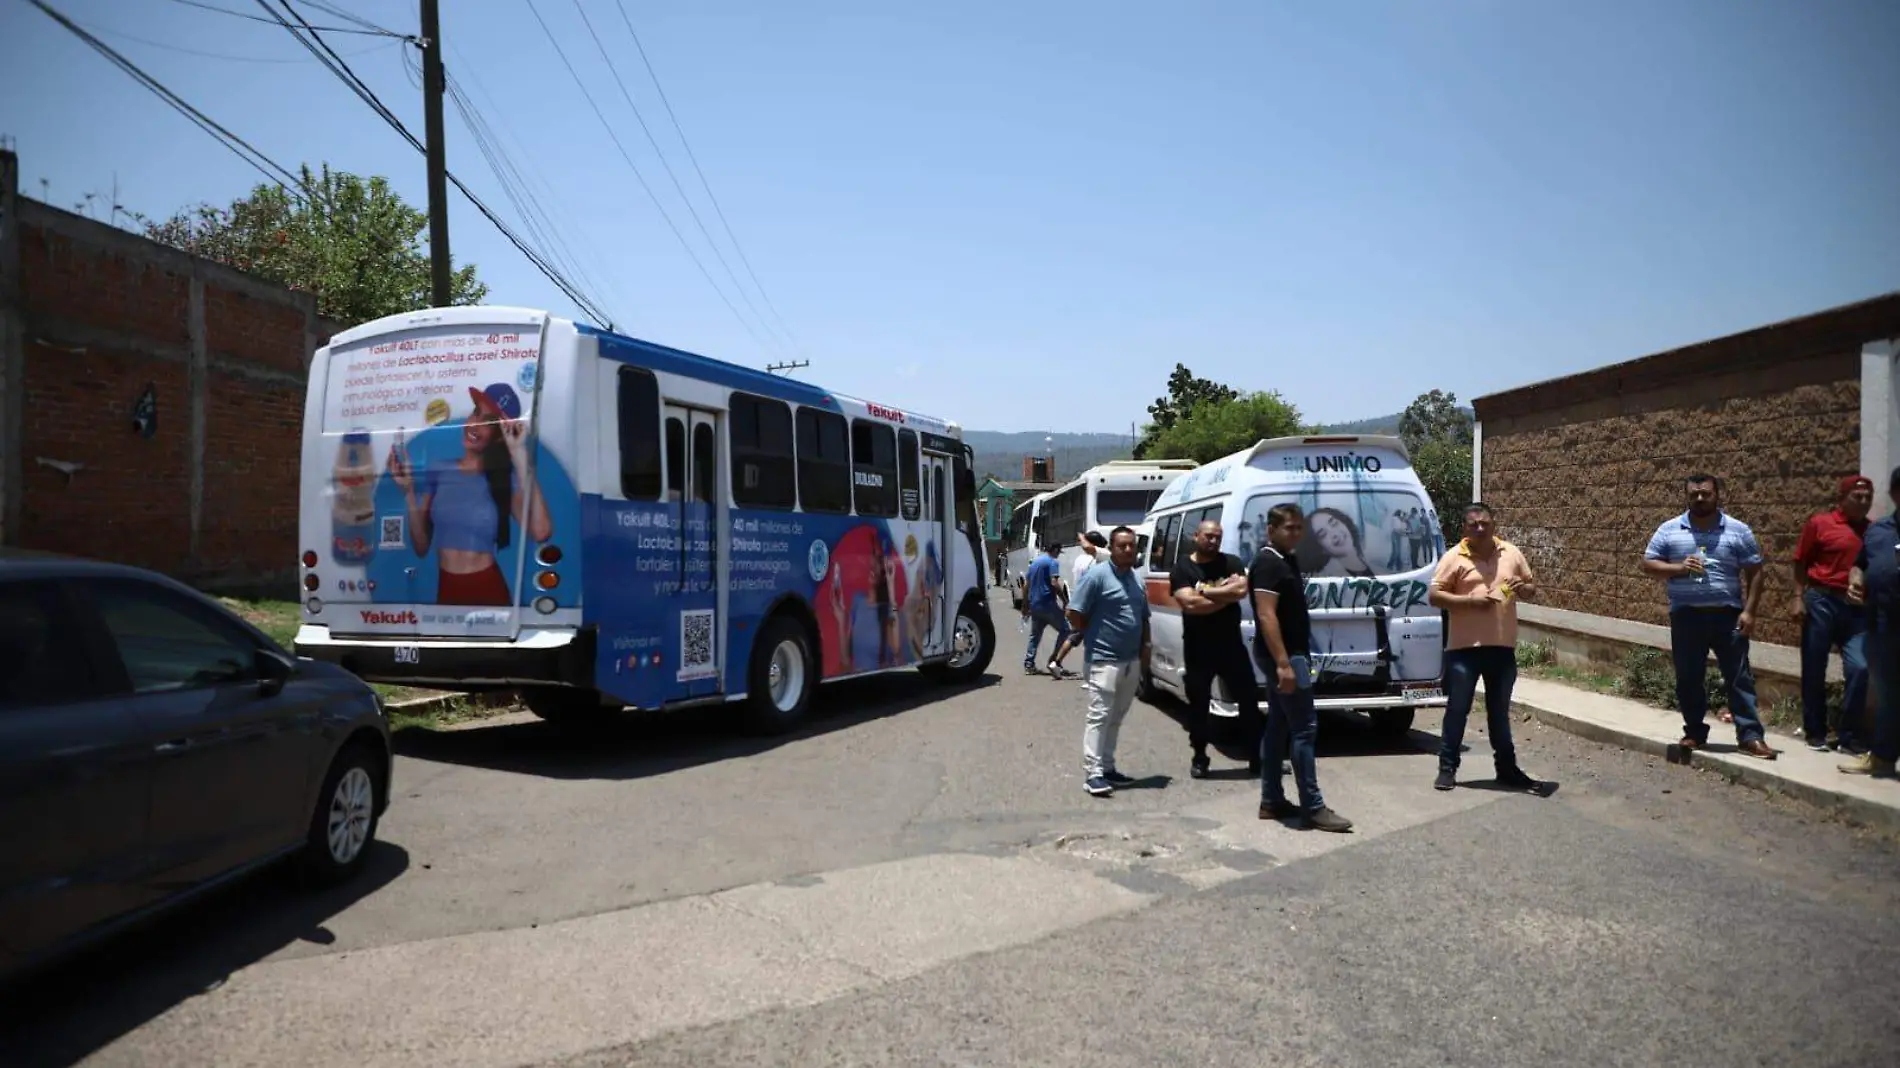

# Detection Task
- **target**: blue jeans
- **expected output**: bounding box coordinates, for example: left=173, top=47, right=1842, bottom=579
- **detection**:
left=1669, top=608, right=1764, bottom=745
left=1023, top=606, right=1070, bottom=668
left=1439, top=646, right=1518, bottom=774
left=1800, top=588, right=1867, bottom=746
left=1869, top=630, right=1900, bottom=763
left=1259, top=652, right=1324, bottom=811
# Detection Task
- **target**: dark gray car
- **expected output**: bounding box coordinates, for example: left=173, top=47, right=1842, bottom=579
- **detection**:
left=0, top=552, right=392, bottom=981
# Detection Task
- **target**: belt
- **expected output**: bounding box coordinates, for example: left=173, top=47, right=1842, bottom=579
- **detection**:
left=1807, top=584, right=1851, bottom=599
left=1676, top=605, right=1740, bottom=614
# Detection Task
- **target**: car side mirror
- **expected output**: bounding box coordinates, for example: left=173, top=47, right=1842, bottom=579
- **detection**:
left=256, top=647, right=296, bottom=697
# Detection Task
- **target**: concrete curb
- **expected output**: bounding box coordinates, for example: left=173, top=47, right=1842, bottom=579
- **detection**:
left=1512, top=697, right=1900, bottom=837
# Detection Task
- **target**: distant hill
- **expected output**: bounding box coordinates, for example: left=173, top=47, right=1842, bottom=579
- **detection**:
left=964, top=408, right=1470, bottom=481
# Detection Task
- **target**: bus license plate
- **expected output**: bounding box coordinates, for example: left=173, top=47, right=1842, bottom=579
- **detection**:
left=394, top=645, right=421, bottom=665
left=1402, top=686, right=1442, bottom=703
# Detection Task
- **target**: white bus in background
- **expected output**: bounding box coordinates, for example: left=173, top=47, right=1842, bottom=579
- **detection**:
left=1003, top=458, right=1199, bottom=609
left=1001, top=491, right=1049, bottom=610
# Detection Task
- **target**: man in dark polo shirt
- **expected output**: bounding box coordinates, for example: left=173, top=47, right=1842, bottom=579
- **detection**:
left=1171, top=519, right=1262, bottom=778
left=1843, top=466, right=1900, bottom=779
left=1249, top=503, right=1352, bottom=832
left=1793, top=475, right=1875, bottom=753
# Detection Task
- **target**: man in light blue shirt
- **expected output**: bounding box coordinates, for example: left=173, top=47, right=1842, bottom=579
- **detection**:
left=1066, top=526, right=1151, bottom=797
left=1641, top=473, right=1776, bottom=759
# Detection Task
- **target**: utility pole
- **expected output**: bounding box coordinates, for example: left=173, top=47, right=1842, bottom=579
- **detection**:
left=765, top=359, right=810, bottom=376
left=420, top=0, right=452, bottom=307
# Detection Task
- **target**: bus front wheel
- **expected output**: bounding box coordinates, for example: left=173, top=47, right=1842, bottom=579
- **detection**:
left=742, top=615, right=815, bottom=734
left=925, top=598, right=995, bottom=685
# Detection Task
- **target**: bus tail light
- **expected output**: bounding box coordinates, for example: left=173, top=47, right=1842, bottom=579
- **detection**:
left=535, top=570, right=560, bottom=590
left=302, top=550, right=318, bottom=568
left=537, top=544, right=562, bottom=565
left=303, top=573, right=320, bottom=592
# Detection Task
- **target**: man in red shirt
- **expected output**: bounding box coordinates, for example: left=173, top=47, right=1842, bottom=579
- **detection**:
left=1792, top=475, right=1875, bottom=753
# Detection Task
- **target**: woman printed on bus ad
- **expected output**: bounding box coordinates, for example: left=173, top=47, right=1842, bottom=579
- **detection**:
left=387, top=382, right=554, bottom=606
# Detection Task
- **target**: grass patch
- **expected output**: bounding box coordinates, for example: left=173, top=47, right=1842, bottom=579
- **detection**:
left=218, top=597, right=451, bottom=704
left=1517, top=642, right=1834, bottom=736
left=387, top=694, right=515, bottom=732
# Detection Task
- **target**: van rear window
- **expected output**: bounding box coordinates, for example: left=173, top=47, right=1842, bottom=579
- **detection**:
left=1239, top=490, right=1440, bottom=578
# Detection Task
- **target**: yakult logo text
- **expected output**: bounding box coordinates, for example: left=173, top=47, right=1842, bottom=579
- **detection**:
left=360, top=609, right=420, bottom=626
left=865, top=402, right=906, bottom=423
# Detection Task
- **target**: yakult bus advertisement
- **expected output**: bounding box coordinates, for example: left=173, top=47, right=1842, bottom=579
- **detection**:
left=304, top=321, right=580, bottom=637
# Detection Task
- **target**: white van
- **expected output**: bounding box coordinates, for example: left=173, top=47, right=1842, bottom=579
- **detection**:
left=1139, top=435, right=1449, bottom=736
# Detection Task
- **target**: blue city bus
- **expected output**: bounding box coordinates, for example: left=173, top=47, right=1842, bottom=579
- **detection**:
left=294, top=306, right=996, bottom=731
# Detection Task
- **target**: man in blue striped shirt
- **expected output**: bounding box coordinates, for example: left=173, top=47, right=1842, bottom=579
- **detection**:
left=1641, top=474, right=1777, bottom=759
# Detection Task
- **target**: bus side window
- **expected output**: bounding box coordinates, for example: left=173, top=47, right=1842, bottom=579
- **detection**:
left=665, top=416, right=686, bottom=502
left=796, top=407, right=851, bottom=514
left=898, top=430, right=921, bottom=520
left=692, top=423, right=716, bottom=504
left=730, top=392, right=796, bottom=509
left=616, top=367, right=662, bottom=500
left=850, top=420, right=899, bottom=518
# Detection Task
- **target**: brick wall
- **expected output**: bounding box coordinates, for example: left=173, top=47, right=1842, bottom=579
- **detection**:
left=1475, top=293, right=1900, bottom=649
left=1, top=154, right=334, bottom=594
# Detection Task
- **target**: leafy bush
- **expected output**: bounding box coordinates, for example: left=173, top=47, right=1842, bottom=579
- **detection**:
left=1515, top=641, right=1554, bottom=669
left=1621, top=646, right=1727, bottom=711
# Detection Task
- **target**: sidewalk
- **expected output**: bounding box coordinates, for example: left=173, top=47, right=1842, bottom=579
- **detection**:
left=1509, top=677, right=1900, bottom=835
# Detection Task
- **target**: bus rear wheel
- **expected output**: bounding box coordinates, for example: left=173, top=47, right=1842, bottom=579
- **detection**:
left=522, top=687, right=614, bottom=727
left=924, top=598, right=994, bottom=685
left=742, top=615, right=815, bottom=734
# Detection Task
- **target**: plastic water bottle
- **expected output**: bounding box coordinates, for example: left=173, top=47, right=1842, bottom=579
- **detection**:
left=1690, top=548, right=1709, bottom=584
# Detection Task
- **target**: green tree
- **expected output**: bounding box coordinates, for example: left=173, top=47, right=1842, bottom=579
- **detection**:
left=142, top=163, right=487, bottom=326
left=1412, top=437, right=1473, bottom=541
left=1397, top=388, right=1473, bottom=457
left=1133, top=364, right=1238, bottom=459
left=1144, top=390, right=1306, bottom=464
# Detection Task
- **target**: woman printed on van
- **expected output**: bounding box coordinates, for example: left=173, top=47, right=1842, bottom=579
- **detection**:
left=387, top=383, right=554, bottom=606
left=1305, top=507, right=1376, bottom=579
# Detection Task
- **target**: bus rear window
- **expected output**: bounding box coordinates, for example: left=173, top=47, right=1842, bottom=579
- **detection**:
left=1097, top=489, right=1160, bottom=527
left=1240, top=489, right=1439, bottom=577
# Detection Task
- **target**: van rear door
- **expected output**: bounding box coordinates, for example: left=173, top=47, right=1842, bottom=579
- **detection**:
left=308, top=311, right=549, bottom=641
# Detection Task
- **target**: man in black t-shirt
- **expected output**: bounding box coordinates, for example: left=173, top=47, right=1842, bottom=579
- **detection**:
left=1170, top=519, right=1264, bottom=778
left=1249, top=503, right=1352, bottom=832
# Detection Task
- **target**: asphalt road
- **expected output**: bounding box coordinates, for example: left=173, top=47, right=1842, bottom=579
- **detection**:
left=5, top=590, right=1898, bottom=1067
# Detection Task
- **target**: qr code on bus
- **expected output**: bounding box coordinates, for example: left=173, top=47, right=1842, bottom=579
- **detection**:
left=379, top=515, right=405, bottom=548
left=678, top=609, right=715, bottom=680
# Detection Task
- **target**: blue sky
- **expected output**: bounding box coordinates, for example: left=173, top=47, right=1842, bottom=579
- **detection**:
left=3, top=0, right=1896, bottom=433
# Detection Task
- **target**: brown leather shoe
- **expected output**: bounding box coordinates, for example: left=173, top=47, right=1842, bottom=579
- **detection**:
left=1738, top=739, right=1778, bottom=760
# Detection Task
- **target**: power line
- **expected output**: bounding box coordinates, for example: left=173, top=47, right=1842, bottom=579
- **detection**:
left=29, top=0, right=319, bottom=207
left=519, top=0, right=776, bottom=355
left=81, top=19, right=400, bottom=64
left=566, top=0, right=787, bottom=355
left=161, top=0, right=407, bottom=37
left=612, top=0, right=803, bottom=357
left=255, top=0, right=615, bottom=325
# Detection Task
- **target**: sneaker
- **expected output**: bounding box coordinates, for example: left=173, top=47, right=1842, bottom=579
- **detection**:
left=1084, top=776, right=1114, bottom=797
left=1189, top=754, right=1210, bottom=779
left=1839, top=753, right=1898, bottom=778
left=1496, top=766, right=1547, bottom=794
left=1102, top=769, right=1136, bottom=786
left=1836, top=739, right=1869, bottom=757
left=1047, top=663, right=1077, bottom=680
left=1434, top=769, right=1456, bottom=791
left=1304, top=806, right=1353, bottom=833
left=1023, top=664, right=1041, bottom=676
left=1806, top=739, right=1833, bottom=753
left=1259, top=798, right=1301, bottom=820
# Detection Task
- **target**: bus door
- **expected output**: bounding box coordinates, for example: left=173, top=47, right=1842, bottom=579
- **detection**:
left=922, top=450, right=954, bottom=658
left=663, top=403, right=722, bottom=696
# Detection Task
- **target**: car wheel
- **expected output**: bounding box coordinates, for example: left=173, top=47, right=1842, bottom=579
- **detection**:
left=1370, top=708, right=1416, bottom=739
left=301, top=743, right=383, bottom=886
left=742, top=614, right=815, bottom=734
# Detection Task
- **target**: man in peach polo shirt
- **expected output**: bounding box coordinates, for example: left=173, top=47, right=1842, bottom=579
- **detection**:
left=1427, top=502, right=1550, bottom=794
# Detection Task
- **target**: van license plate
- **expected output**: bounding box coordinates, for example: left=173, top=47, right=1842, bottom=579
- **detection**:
left=394, top=645, right=421, bottom=665
left=1402, top=686, right=1443, bottom=703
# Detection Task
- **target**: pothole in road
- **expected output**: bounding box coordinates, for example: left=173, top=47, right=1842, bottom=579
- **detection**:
left=1050, top=830, right=1182, bottom=865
